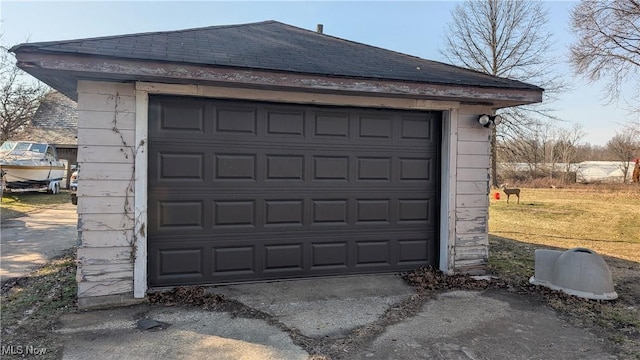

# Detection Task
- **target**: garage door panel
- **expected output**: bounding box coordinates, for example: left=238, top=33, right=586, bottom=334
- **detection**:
left=149, top=96, right=440, bottom=286
left=313, top=156, right=349, bottom=181
left=158, top=152, right=206, bottom=181
left=356, top=199, right=391, bottom=224
left=162, top=103, right=205, bottom=132
left=311, top=242, right=349, bottom=269
left=150, top=185, right=437, bottom=194
left=151, top=247, right=206, bottom=284
left=264, top=244, right=304, bottom=272
left=212, top=246, right=256, bottom=276
left=312, top=199, right=349, bottom=224
left=150, top=196, right=210, bottom=232
left=266, top=109, right=305, bottom=137
left=149, top=99, right=207, bottom=134
left=158, top=200, right=204, bottom=230
left=266, top=155, right=305, bottom=180
left=215, top=106, right=257, bottom=135
left=150, top=194, right=436, bottom=233
left=398, top=199, right=431, bottom=223
left=215, top=154, right=256, bottom=180
left=152, top=147, right=437, bottom=184
left=265, top=200, right=304, bottom=226
left=355, top=241, right=391, bottom=266
left=214, top=200, right=257, bottom=228
left=358, top=116, right=393, bottom=139
left=400, top=115, right=436, bottom=141
left=149, top=101, right=212, bottom=142
left=399, top=158, right=432, bottom=181
left=357, top=157, right=392, bottom=181
left=149, top=231, right=436, bottom=286
left=398, top=237, right=436, bottom=265
left=314, top=113, right=350, bottom=137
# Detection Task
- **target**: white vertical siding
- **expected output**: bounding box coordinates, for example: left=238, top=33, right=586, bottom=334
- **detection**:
left=452, top=106, right=492, bottom=274
left=76, top=81, right=137, bottom=301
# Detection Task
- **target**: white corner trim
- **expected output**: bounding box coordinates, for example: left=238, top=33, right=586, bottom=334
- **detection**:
left=440, top=109, right=458, bottom=274
left=133, top=88, right=149, bottom=298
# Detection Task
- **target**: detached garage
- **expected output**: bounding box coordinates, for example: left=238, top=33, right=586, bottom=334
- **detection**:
left=11, top=21, right=542, bottom=307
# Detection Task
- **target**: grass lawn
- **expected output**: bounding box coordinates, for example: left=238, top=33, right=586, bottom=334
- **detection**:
left=488, top=186, right=640, bottom=358
left=489, top=187, right=640, bottom=263
left=0, top=253, right=77, bottom=360
left=0, top=191, right=71, bottom=222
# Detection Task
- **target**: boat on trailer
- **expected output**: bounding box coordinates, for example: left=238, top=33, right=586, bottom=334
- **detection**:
left=0, top=141, right=65, bottom=194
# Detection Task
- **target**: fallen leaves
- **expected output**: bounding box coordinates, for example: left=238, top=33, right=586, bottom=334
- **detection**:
left=147, top=286, right=225, bottom=309
left=401, top=266, right=492, bottom=293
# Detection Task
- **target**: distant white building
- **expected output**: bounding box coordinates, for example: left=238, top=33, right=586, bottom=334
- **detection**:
left=498, top=161, right=637, bottom=183
left=575, top=161, right=636, bottom=183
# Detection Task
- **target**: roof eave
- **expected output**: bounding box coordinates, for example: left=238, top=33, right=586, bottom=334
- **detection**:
left=14, top=51, right=543, bottom=107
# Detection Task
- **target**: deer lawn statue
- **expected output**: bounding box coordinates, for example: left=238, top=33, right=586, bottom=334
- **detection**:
left=500, top=184, right=520, bottom=204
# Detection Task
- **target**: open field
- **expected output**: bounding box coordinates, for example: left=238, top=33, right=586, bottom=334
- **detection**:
left=489, top=187, right=640, bottom=263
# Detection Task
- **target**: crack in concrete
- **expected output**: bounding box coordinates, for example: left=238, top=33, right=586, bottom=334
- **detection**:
left=208, top=293, right=431, bottom=359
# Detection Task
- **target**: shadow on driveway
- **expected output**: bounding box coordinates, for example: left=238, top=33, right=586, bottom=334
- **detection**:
left=1, top=203, right=78, bottom=282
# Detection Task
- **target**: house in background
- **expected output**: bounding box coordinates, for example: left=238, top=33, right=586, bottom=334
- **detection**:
left=11, top=21, right=543, bottom=308
left=14, top=91, right=78, bottom=187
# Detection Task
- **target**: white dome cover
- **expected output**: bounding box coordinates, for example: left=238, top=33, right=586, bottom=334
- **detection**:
left=530, top=248, right=617, bottom=300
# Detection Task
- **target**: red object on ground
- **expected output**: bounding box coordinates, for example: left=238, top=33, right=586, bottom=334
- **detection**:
left=494, top=192, right=501, bottom=200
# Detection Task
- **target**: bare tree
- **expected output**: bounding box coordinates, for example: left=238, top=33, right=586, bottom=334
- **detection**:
left=441, top=0, right=565, bottom=187
left=570, top=1, right=640, bottom=112
left=623, top=118, right=640, bottom=140
left=552, top=125, right=585, bottom=183
left=606, top=131, right=640, bottom=183
left=496, top=122, right=554, bottom=182
left=575, top=143, right=612, bottom=162
left=0, top=42, right=47, bottom=142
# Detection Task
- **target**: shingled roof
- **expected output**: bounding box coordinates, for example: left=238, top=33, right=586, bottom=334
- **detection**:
left=31, top=91, right=78, bottom=129
left=11, top=21, right=540, bottom=91
left=13, top=91, right=78, bottom=145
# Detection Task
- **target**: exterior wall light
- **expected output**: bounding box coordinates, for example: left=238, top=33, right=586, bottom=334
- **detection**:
left=478, top=114, right=503, bottom=128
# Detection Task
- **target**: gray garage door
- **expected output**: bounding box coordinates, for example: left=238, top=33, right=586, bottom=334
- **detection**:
left=148, top=96, right=441, bottom=287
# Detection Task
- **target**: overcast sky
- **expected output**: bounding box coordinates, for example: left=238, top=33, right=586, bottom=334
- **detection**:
left=1, top=1, right=635, bottom=146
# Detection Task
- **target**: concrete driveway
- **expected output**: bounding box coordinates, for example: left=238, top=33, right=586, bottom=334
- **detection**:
left=1, top=202, right=77, bottom=281
left=57, top=276, right=619, bottom=360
